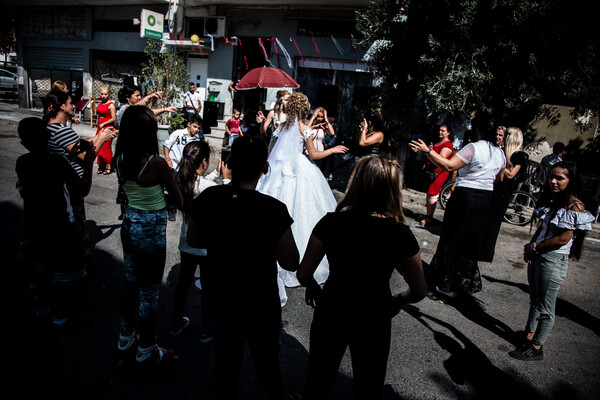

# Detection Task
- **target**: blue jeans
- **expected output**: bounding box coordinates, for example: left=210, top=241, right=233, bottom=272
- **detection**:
left=119, top=206, right=167, bottom=347
left=526, top=251, right=569, bottom=346
left=228, top=134, right=239, bottom=148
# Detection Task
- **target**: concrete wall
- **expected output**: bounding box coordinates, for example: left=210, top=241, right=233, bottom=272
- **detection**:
left=526, top=104, right=598, bottom=162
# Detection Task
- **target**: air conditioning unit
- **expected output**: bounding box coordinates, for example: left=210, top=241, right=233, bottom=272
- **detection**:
left=204, top=16, right=226, bottom=37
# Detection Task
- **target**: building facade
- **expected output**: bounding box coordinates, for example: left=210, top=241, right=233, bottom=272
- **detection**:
left=11, top=1, right=373, bottom=137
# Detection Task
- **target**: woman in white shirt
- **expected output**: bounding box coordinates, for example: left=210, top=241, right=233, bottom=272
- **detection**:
left=410, top=122, right=506, bottom=298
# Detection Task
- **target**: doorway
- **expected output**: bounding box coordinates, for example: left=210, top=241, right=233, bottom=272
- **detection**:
left=187, top=56, right=208, bottom=108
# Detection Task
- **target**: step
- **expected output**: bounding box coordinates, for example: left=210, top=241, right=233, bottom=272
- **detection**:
left=205, top=126, right=226, bottom=139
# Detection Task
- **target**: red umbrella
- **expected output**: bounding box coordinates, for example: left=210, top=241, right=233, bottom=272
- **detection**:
left=236, top=67, right=300, bottom=90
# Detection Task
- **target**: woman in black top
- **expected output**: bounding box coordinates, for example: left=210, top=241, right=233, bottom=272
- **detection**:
left=297, top=154, right=427, bottom=399
left=489, top=127, right=529, bottom=255
left=356, top=110, right=387, bottom=158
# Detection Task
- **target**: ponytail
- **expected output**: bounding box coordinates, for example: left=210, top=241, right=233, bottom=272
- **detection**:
left=42, top=90, right=70, bottom=123
left=176, top=140, right=211, bottom=216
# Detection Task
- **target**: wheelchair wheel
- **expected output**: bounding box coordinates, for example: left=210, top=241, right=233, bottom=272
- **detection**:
left=438, top=181, right=455, bottom=210
left=504, top=191, right=536, bottom=226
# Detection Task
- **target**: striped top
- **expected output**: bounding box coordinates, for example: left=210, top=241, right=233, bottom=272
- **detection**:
left=47, top=123, right=84, bottom=177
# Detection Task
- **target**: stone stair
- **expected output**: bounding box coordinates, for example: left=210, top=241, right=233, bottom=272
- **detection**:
left=204, top=118, right=227, bottom=140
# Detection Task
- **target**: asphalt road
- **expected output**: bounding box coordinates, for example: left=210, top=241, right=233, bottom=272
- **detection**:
left=2, top=102, right=599, bottom=399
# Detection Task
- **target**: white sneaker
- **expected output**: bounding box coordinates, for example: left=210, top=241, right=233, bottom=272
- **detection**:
left=118, top=331, right=137, bottom=351
left=436, top=285, right=458, bottom=298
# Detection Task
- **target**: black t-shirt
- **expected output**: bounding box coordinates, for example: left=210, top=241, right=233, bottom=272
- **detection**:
left=312, top=211, right=420, bottom=312
left=496, top=151, right=529, bottom=197
left=190, top=185, right=293, bottom=320
left=510, top=151, right=529, bottom=182
left=16, top=152, right=85, bottom=246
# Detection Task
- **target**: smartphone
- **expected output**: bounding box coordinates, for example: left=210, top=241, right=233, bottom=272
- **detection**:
left=220, top=149, right=231, bottom=165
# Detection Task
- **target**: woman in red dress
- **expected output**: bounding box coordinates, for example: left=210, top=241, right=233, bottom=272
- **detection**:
left=95, top=87, right=117, bottom=174
left=420, top=124, right=454, bottom=226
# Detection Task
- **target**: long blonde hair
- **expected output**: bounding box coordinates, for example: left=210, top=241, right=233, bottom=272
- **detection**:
left=504, top=127, right=523, bottom=167
left=336, top=155, right=406, bottom=223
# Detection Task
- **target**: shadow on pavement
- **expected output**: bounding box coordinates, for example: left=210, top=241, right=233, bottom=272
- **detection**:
left=483, top=275, right=600, bottom=337
left=404, top=304, right=546, bottom=400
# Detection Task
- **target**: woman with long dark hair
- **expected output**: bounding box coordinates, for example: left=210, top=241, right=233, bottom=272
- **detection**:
left=419, top=123, right=454, bottom=226
left=509, top=161, right=594, bottom=361
left=115, top=85, right=177, bottom=128
left=168, top=140, right=225, bottom=341
left=115, top=85, right=178, bottom=219
left=356, top=110, right=387, bottom=158
left=113, top=105, right=182, bottom=367
left=410, top=121, right=506, bottom=298
left=44, top=89, right=115, bottom=271
left=298, top=155, right=427, bottom=399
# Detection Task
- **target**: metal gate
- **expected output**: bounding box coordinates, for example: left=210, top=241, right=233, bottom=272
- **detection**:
left=26, top=47, right=84, bottom=71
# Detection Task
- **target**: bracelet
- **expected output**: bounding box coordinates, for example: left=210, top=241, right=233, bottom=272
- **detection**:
left=426, top=149, right=431, bottom=155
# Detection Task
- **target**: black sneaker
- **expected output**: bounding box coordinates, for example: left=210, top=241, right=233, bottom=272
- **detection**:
left=512, top=330, right=532, bottom=348
left=509, top=344, right=544, bottom=361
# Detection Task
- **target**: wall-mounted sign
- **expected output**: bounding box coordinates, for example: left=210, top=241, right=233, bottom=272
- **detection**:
left=140, top=9, right=164, bottom=40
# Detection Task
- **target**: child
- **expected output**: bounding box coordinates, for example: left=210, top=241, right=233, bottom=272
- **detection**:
left=163, top=115, right=203, bottom=171
left=169, top=140, right=230, bottom=341
left=225, top=109, right=241, bottom=148
left=16, top=117, right=95, bottom=329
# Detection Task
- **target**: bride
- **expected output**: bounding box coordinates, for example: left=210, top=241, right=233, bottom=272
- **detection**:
left=256, top=92, right=348, bottom=306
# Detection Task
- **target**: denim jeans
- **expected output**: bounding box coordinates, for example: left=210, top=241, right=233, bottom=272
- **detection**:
left=526, top=251, right=569, bottom=346
left=119, top=206, right=167, bottom=347
left=227, top=134, right=239, bottom=148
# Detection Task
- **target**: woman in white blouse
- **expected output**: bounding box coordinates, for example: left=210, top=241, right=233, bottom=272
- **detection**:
left=410, top=121, right=506, bottom=298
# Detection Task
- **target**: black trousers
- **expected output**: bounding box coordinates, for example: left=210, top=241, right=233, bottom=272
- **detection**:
left=211, top=312, right=285, bottom=400
left=304, top=306, right=392, bottom=400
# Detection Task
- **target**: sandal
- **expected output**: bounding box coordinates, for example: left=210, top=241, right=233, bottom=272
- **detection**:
left=103, top=166, right=112, bottom=175
left=97, top=169, right=104, bottom=174
left=420, top=217, right=432, bottom=227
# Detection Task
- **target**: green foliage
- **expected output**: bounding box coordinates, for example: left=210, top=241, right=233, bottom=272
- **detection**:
left=168, top=113, right=186, bottom=133
left=142, top=39, right=189, bottom=125
left=355, top=0, right=600, bottom=140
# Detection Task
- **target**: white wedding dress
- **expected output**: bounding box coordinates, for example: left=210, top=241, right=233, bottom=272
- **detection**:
left=256, top=118, right=337, bottom=306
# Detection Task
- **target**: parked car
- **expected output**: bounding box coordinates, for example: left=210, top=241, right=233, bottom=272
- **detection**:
left=0, top=69, right=18, bottom=90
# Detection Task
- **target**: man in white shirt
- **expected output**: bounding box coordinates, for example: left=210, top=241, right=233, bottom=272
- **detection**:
left=184, top=82, right=203, bottom=124
left=164, top=115, right=203, bottom=170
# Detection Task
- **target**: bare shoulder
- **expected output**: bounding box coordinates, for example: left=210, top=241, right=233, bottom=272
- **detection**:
left=146, top=155, right=169, bottom=173
left=568, top=196, right=585, bottom=212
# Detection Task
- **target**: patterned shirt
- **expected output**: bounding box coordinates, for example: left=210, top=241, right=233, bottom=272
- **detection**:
left=47, top=123, right=84, bottom=177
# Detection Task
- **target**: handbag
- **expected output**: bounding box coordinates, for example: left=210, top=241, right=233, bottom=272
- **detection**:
left=421, top=162, right=438, bottom=183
